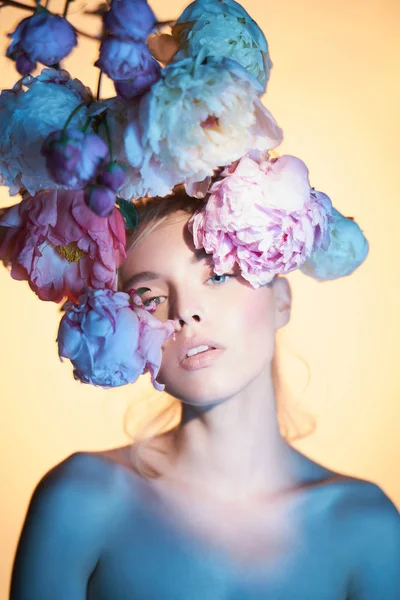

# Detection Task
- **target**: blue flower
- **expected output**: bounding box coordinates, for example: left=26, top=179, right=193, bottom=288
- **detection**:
left=95, top=38, right=161, bottom=86
left=299, top=204, right=370, bottom=280
left=7, top=12, right=77, bottom=69
left=103, top=0, right=156, bottom=42
left=41, top=128, right=110, bottom=189
left=57, top=287, right=177, bottom=390
left=172, top=0, right=272, bottom=90
left=84, top=185, right=116, bottom=217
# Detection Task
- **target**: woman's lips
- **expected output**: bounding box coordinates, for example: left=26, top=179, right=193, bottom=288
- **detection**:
left=180, top=348, right=224, bottom=371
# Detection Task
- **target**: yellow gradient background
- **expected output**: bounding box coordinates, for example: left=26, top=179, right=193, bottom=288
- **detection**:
left=1, top=0, right=399, bottom=595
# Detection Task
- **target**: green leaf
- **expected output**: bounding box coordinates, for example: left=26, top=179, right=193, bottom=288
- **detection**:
left=116, top=197, right=139, bottom=231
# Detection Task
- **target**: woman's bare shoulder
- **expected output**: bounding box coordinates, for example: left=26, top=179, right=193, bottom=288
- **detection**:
left=84, top=442, right=383, bottom=503
left=80, top=442, right=399, bottom=523
left=41, top=447, right=141, bottom=511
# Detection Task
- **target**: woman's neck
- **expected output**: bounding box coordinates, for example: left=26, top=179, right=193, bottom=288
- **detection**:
left=151, top=367, right=298, bottom=503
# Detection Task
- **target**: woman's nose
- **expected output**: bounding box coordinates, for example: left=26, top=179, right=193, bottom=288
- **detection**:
left=170, top=286, right=205, bottom=327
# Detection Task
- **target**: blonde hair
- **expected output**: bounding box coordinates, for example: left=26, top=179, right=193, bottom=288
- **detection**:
left=120, top=185, right=316, bottom=478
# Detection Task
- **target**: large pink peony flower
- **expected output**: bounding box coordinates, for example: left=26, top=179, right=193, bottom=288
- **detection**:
left=0, top=189, right=126, bottom=302
left=188, top=153, right=334, bottom=288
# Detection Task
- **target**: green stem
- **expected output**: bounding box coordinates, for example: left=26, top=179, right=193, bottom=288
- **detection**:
left=0, top=0, right=99, bottom=39
left=154, top=19, right=175, bottom=28
left=63, top=101, right=86, bottom=131
left=0, top=0, right=35, bottom=11
left=62, top=0, right=71, bottom=18
left=82, top=117, right=93, bottom=133
left=103, top=114, right=113, bottom=162
left=96, top=70, right=103, bottom=101
left=75, top=26, right=100, bottom=41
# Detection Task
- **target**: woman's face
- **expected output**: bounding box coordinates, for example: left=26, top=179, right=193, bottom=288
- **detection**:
left=119, top=212, right=290, bottom=407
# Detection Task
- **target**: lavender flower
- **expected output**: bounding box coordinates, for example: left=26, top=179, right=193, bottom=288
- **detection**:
left=114, top=65, right=161, bottom=98
left=41, top=128, right=110, bottom=189
left=7, top=12, right=77, bottom=69
left=103, top=0, right=156, bottom=42
left=84, top=185, right=116, bottom=217
left=97, top=161, right=127, bottom=192
left=95, top=38, right=161, bottom=87
left=15, top=54, right=36, bottom=76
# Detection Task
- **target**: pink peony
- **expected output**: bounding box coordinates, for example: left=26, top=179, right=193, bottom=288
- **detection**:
left=57, top=287, right=178, bottom=390
left=0, top=189, right=126, bottom=302
left=187, top=153, right=334, bottom=288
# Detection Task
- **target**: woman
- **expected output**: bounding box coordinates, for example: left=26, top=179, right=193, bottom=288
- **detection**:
left=4, top=0, right=399, bottom=595
left=9, top=189, right=400, bottom=600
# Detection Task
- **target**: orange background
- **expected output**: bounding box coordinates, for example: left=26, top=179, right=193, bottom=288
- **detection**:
left=1, top=0, right=399, bottom=596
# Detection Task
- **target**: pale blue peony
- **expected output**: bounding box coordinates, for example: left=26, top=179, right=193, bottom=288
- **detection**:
left=173, top=0, right=272, bottom=90
left=57, top=287, right=177, bottom=390
left=177, top=0, right=259, bottom=24
left=299, top=204, right=369, bottom=281
left=0, top=68, right=91, bottom=196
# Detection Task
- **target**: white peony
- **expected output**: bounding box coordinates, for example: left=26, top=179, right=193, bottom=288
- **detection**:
left=89, top=95, right=149, bottom=201
left=0, top=68, right=91, bottom=196
left=123, top=57, right=283, bottom=199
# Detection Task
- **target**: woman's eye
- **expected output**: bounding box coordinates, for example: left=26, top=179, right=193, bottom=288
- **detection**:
left=142, top=296, right=165, bottom=307
left=208, top=273, right=234, bottom=285
left=138, top=273, right=234, bottom=307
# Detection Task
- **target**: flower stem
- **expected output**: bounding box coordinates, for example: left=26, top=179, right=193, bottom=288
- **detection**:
left=103, top=114, right=113, bottom=162
left=82, top=117, right=93, bottom=133
left=154, top=19, right=176, bottom=29
left=75, top=27, right=101, bottom=41
left=62, top=0, right=72, bottom=18
left=63, top=101, right=86, bottom=131
left=96, top=70, right=103, bottom=101
left=0, top=0, right=35, bottom=11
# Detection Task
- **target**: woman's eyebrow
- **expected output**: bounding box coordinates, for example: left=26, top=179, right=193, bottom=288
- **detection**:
left=190, top=248, right=210, bottom=264
left=123, top=248, right=212, bottom=289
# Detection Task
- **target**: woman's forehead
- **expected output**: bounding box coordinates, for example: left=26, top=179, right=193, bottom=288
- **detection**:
left=132, top=215, right=196, bottom=256
left=120, top=218, right=211, bottom=282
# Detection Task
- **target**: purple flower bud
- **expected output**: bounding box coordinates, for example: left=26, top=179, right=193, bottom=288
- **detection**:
left=41, top=128, right=110, bottom=189
left=103, top=0, right=156, bottom=42
left=95, top=38, right=161, bottom=85
left=97, top=162, right=127, bottom=192
left=15, top=53, right=36, bottom=75
left=7, top=12, right=77, bottom=67
left=114, top=58, right=161, bottom=98
left=84, top=185, right=116, bottom=217
left=6, top=17, right=28, bottom=60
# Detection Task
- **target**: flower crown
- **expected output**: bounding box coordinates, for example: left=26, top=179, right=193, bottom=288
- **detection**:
left=0, top=0, right=369, bottom=390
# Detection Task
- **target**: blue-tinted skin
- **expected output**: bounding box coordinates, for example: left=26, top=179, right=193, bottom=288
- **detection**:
left=10, top=451, right=400, bottom=600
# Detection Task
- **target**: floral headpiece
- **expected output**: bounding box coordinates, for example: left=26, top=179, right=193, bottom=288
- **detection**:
left=0, top=0, right=369, bottom=390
